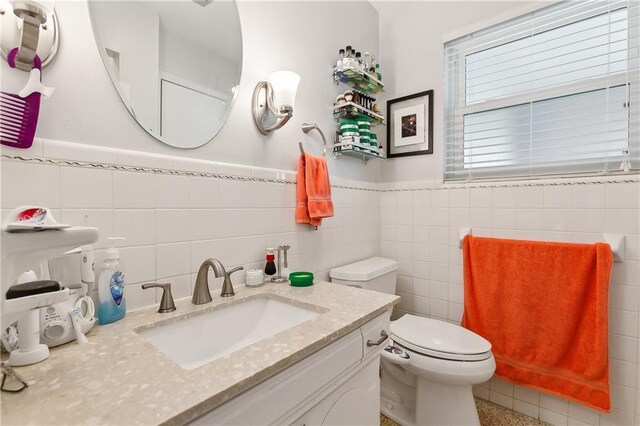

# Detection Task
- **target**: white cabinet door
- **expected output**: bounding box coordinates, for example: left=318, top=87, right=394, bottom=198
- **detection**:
left=293, top=356, right=381, bottom=426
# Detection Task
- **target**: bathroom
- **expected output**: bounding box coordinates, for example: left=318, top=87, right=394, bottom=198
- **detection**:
left=0, top=0, right=638, bottom=424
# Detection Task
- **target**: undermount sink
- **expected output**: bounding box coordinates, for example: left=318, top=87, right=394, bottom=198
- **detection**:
left=136, top=296, right=322, bottom=370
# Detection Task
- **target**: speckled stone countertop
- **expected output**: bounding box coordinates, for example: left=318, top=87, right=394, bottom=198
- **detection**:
left=0, top=281, right=399, bottom=425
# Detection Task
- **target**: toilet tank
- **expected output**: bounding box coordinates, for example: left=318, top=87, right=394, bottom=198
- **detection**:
left=330, top=257, right=398, bottom=295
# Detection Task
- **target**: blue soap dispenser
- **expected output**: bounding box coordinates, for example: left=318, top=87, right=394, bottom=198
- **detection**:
left=97, top=239, right=126, bottom=324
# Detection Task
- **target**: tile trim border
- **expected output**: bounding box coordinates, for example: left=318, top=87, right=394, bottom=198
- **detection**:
left=0, top=154, right=381, bottom=192
left=2, top=153, right=638, bottom=193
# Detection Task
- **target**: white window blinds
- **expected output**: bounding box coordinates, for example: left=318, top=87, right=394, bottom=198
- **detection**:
left=444, top=0, right=639, bottom=182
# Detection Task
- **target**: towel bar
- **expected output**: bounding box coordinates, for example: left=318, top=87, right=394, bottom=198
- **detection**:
left=458, top=230, right=624, bottom=262
left=458, top=227, right=472, bottom=248
left=602, top=234, right=625, bottom=262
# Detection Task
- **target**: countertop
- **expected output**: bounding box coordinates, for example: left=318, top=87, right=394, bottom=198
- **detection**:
left=0, top=281, right=399, bottom=425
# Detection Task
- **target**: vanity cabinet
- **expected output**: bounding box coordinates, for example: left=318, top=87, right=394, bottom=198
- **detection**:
left=190, top=311, right=391, bottom=425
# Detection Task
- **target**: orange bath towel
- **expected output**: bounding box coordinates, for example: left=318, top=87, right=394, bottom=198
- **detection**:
left=462, top=235, right=613, bottom=412
left=296, top=153, right=334, bottom=227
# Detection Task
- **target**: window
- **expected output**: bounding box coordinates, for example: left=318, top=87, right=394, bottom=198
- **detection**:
left=444, top=0, right=639, bottom=181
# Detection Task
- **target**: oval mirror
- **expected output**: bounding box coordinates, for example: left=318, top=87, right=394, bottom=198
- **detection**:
left=88, top=0, right=242, bottom=149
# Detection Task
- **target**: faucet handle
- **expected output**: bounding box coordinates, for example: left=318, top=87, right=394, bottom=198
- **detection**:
left=142, top=283, right=177, bottom=313
left=220, top=266, right=243, bottom=298
left=226, top=266, right=244, bottom=277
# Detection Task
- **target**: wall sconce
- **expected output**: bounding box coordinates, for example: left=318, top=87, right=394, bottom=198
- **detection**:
left=252, top=70, right=300, bottom=135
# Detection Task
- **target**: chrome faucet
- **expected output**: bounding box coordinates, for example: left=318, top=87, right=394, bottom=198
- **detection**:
left=192, top=258, right=244, bottom=304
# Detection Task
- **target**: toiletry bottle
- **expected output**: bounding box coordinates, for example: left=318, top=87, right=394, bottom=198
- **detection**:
left=376, top=63, right=382, bottom=81
left=355, top=52, right=363, bottom=71
left=345, top=46, right=354, bottom=69
left=264, top=248, right=277, bottom=277
left=364, top=52, right=371, bottom=72
left=97, top=246, right=126, bottom=325
left=369, top=54, right=377, bottom=74
left=337, top=49, right=345, bottom=71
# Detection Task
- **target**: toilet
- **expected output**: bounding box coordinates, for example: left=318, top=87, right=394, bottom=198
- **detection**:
left=330, top=257, right=496, bottom=426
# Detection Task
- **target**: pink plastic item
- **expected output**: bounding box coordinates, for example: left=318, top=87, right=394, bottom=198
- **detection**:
left=1, top=48, right=42, bottom=149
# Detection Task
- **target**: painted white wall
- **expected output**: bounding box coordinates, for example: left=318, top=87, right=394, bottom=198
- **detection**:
left=375, top=1, right=548, bottom=183
left=0, top=1, right=380, bottom=182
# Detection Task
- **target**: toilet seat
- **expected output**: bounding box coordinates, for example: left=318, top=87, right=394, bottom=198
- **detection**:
left=390, top=315, right=492, bottom=362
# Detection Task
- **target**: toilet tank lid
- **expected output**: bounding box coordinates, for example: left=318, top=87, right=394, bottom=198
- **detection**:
left=330, top=257, right=398, bottom=282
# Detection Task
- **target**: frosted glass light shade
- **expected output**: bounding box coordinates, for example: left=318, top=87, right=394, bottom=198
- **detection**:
left=268, top=71, right=300, bottom=109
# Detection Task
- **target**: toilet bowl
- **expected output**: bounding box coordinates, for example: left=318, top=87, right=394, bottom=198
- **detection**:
left=381, top=315, right=495, bottom=426
left=330, top=257, right=496, bottom=426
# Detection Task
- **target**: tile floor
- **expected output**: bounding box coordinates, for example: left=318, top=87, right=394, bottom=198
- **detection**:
left=380, top=397, right=549, bottom=426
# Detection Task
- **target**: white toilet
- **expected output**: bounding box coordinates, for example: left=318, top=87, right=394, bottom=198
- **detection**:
left=330, top=257, right=496, bottom=426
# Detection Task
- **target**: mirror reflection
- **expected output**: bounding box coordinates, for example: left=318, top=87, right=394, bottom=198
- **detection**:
left=88, top=0, right=242, bottom=149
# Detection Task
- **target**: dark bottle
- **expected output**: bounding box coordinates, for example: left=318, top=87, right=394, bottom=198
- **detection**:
left=264, top=248, right=277, bottom=276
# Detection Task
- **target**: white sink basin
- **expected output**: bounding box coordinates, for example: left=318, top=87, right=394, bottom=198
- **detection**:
left=136, top=296, right=321, bottom=370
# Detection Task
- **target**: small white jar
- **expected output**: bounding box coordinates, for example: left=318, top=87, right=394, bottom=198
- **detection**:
left=246, top=269, right=265, bottom=287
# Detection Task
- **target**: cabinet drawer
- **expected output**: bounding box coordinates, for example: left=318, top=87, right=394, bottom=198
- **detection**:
left=361, top=310, right=391, bottom=359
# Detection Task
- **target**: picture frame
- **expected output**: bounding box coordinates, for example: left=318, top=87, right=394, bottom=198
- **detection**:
left=386, top=90, right=434, bottom=158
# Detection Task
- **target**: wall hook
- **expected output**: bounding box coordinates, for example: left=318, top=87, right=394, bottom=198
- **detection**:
left=1, top=1, right=59, bottom=71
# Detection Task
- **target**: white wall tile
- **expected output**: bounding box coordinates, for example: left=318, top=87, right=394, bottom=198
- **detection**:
left=605, top=209, right=640, bottom=235
left=492, top=209, right=516, bottom=229
left=431, top=190, right=450, bottom=208
left=190, top=209, right=219, bottom=241
left=219, top=209, right=246, bottom=238
left=470, top=188, right=492, bottom=208
left=156, top=209, right=191, bottom=243
left=492, top=187, right=517, bottom=208
left=156, top=175, right=190, bottom=208
left=1, top=161, right=60, bottom=208
left=514, top=385, right=540, bottom=405
left=540, top=407, right=569, bottom=426
left=113, top=171, right=155, bottom=208
left=113, top=210, right=156, bottom=246
left=540, top=393, right=569, bottom=415
left=60, top=167, right=112, bottom=209
left=451, top=189, right=469, bottom=208
left=606, top=184, right=640, bottom=209
left=219, top=180, right=247, bottom=208
left=568, top=402, right=600, bottom=425
left=470, top=208, right=492, bottom=228
left=489, top=391, right=514, bottom=410
left=573, top=210, right=605, bottom=233
left=126, top=282, right=157, bottom=312
left=573, top=185, right=606, bottom=209
left=119, top=245, right=156, bottom=284
left=514, top=400, right=540, bottom=420
left=190, top=177, right=219, bottom=208
left=545, top=186, right=573, bottom=209
left=543, top=209, right=572, bottom=232
left=516, top=209, right=543, bottom=231
left=517, top=187, right=544, bottom=208
left=156, top=242, right=190, bottom=278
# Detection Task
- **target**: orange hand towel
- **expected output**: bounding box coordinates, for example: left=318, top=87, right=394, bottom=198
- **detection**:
left=296, top=153, right=334, bottom=227
left=462, top=235, right=613, bottom=412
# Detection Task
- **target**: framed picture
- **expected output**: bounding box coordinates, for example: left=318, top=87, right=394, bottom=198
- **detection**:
left=386, top=90, right=433, bottom=158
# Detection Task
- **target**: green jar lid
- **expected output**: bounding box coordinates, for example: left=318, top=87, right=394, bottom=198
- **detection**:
left=370, top=133, right=378, bottom=140
left=289, top=271, right=314, bottom=287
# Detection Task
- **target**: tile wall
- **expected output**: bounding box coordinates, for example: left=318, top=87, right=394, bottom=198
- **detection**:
left=3, top=139, right=639, bottom=425
left=0, top=139, right=379, bottom=310
left=378, top=179, right=640, bottom=425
